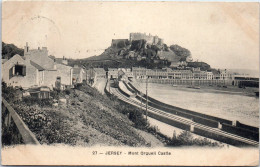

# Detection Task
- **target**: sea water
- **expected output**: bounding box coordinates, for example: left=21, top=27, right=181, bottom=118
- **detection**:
left=137, top=83, right=259, bottom=127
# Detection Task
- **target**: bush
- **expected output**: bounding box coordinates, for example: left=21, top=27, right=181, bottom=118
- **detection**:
left=2, top=42, right=24, bottom=59
left=65, top=89, right=72, bottom=95
left=2, top=82, right=16, bottom=101
left=167, top=131, right=222, bottom=147
left=23, top=97, right=53, bottom=107
left=163, top=44, right=169, bottom=51
left=51, top=89, right=61, bottom=100
left=170, top=44, right=191, bottom=57
left=113, top=101, right=147, bottom=129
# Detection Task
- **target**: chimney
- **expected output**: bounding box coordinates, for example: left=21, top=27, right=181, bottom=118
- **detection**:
left=24, top=42, right=29, bottom=53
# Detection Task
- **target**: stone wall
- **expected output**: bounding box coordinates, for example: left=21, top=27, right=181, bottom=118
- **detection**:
left=56, top=64, right=72, bottom=85
left=111, top=39, right=129, bottom=47
left=129, top=33, right=163, bottom=45
left=43, top=70, right=57, bottom=88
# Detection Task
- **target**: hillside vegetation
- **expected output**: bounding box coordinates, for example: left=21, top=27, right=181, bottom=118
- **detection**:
left=2, top=41, right=213, bottom=71
left=2, top=42, right=24, bottom=59
left=3, top=83, right=150, bottom=146
left=70, top=39, right=194, bottom=69
left=2, top=81, right=223, bottom=147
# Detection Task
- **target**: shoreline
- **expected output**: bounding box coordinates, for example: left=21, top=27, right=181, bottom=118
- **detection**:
left=135, top=81, right=258, bottom=97
left=133, top=81, right=259, bottom=127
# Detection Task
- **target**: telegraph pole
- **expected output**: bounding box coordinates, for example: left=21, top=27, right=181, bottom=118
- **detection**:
left=140, top=93, right=143, bottom=109
left=145, top=69, right=148, bottom=122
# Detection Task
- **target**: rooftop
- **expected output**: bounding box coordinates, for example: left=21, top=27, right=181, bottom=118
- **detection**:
left=30, top=60, right=45, bottom=71
left=93, top=68, right=106, bottom=72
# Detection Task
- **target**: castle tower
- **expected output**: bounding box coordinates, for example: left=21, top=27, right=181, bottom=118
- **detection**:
left=129, top=33, right=133, bottom=42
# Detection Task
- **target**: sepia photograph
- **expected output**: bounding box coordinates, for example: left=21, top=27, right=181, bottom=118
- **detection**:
left=1, top=1, right=259, bottom=166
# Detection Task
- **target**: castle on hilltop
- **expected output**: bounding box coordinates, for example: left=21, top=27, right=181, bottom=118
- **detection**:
left=111, top=32, right=164, bottom=47
left=129, top=32, right=163, bottom=45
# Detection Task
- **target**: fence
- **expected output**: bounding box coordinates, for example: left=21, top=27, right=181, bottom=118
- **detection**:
left=2, top=98, right=39, bottom=145
left=137, top=78, right=234, bottom=86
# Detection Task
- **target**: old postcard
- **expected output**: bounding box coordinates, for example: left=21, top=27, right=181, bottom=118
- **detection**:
left=1, top=1, right=259, bottom=166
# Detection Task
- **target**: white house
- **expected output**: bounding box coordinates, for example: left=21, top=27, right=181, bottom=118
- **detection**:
left=2, top=43, right=73, bottom=89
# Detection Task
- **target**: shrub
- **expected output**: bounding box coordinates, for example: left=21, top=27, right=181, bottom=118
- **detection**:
left=113, top=101, right=147, bottom=129
left=167, top=131, right=222, bottom=147
left=65, top=89, right=72, bottom=95
left=51, top=89, right=60, bottom=100
left=22, top=97, right=53, bottom=107
left=2, top=82, right=16, bottom=101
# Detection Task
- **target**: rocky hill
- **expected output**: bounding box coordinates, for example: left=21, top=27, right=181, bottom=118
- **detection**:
left=72, top=38, right=194, bottom=70
left=88, top=39, right=191, bottom=63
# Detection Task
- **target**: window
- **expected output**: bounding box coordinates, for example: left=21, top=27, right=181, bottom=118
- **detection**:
left=9, top=65, right=26, bottom=79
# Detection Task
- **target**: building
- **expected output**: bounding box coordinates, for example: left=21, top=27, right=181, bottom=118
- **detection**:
left=206, top=71, right=214, bottom=80
left=93, top=68, right=106, bottom=79
left=24, top=43, right=54, bottom=70
left=72, top=65, right=86, bottom=84
left=132, top=67, right=148, bottom=79
left=2, top=54, right=45, bottom=88
left=111, top=39, right=129, bottom=48
left=86, top=68, right=95, bottom=85
left=108, top=68, right=118, bottom=79
left=219, top=69, right=233, bottom=80
left=199, top=71, right=207, bottom=80
left=118, top=68, right=134, bottom=80
left=125, top=68, right=134, bottom=79
left=85, top=68, right=105, bottom=85
left=2, top=43, right=73, bottom=89
left=54, top=56, right=68, bottom=65
left=2, top=59, right=8, bottom=64
left=129, top=33, right=163, bottom=45
left=147, top=69, right=168, bottom=79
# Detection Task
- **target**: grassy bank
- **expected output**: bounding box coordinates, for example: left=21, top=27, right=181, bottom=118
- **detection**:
left=2, top=83, right=148, bottom=146
left=2, top=82, right=223, bottom=147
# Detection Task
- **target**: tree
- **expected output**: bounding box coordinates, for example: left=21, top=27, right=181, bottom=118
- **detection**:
left=187, top=62, right=211, bottom=71
left=2, top=42, right=24, bottom=59
left=170, top=44, right=191, bottom=58
left=163, top=44, right=169, bottom=51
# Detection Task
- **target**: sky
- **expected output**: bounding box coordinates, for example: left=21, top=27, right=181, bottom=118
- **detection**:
left=2, top=1, right=259, bottom=71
